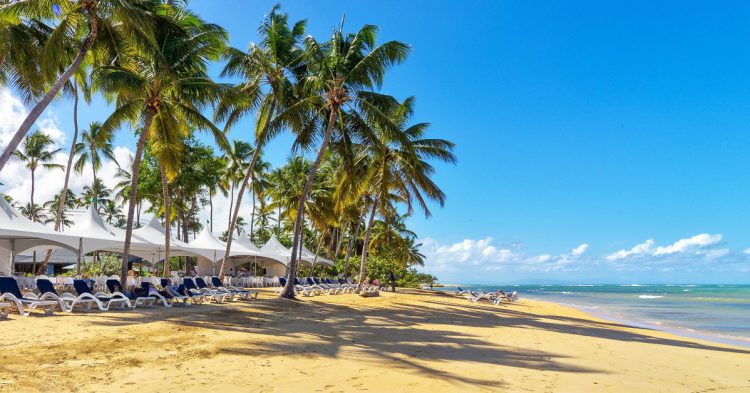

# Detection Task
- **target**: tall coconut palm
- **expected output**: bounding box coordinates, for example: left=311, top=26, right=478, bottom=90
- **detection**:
left=352, top=97, right=455, bottom=292
left=73, top=121, right=118, bottom=209
left=216, top=5, right=306, bottom=276
left=0, top=17, right=50, bottom=102
left=94, top=5, right=228, bottom=286
left=222, top=140, right=252, bottom=230
left=43, top=189, right=76, bottom=229
left=0, top=0, right=158, bottom=172
left=79, top=178, right=112, bottom=211
left=101, top=199, right=124, bottom=226
left=273, top=21, right=410, bottom=298
left=40, top=71, right=92, bottom=274
left=13, top=131, right=63, bottom=219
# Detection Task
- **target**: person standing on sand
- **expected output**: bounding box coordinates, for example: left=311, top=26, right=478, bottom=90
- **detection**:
left=388, top=271, right=396, bottom=292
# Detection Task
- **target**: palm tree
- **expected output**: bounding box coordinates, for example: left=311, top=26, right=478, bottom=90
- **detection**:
left=43, top=189, right=77, bottom=229
left=274, top=22, right=410, bottom=298
left=222, top=140, right=253, bottom=230
left=79, top=178, right=112, bottom=211
left=352, top=97, right=455, bottom=292
left=0, top=0, right=157, bottom=172
left=19, top=202, right=47, bottom=223
left=93, top=5, right=228, bottom=286
left=13, top=131, right=63, bottom=219
left=41, top=72, right=93, bottom=274
left=0, top=17, right=49, bottom=102
left=248, top=155, right=270, bottom=242
left=101, top=199, right=124, bottom=226
left=216, top=5, right=306, bottom=276
left=73, top=121, right=118, bottom=209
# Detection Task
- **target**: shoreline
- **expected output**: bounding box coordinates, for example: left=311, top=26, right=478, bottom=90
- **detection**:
left=527, top=296, right=750, bottom=350
left=2, top=288, right=749, bottom=392
left=435, top=283, right=750, bottom=349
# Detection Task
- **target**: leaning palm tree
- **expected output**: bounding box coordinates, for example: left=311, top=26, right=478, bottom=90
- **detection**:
left=13, top=131, right=63, bottom=219
left=351, top=97, right=456, bottom=292
left=0, top=0, right=157, bottom=172
left=216, top=5, right=307, bottom=276
left=273, top=21, right=410, bottom=298
left=73, top=121, right=118, bottom=210
left=93, top=5, right=228, bottom=286
left=0, top=16, right=49, bottom=102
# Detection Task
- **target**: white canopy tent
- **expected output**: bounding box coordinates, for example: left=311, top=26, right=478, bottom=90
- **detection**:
left=189, top=227, right=246, bottom=275
left=132, top=217, right=204, bottom=262
left=66, top=205, right=157, bottom=255
left=0, top=197, right=82, bottom=274
left=231, top=235, right=289, bottom=276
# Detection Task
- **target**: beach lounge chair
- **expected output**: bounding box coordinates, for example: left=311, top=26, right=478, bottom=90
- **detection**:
left=172, top=280, right=205, bottom=304
left=184, top=278, right=229, bottom=303
left=73, top=280, right=130, bottom=310
left=31, top=277, right=99, bottom=312
left=0, top=302, right=9, bottom=318
left=105, top=278, right=155, bottom=308
left=155, top=279, right=191, bottom=305
left=210, top=277, right=259, bottom=300
left=0, top=276, right=59, bottom=316
left=140, top=282, right=174, bottom=307
left=194, top=277, right=237, bottom=301
left=277, top=277, right=315, bottom=297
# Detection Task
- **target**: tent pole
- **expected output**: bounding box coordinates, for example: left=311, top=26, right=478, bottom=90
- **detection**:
left=10, top=239, right=15, bottom=275
left=77, top=237, right=82, bottom=276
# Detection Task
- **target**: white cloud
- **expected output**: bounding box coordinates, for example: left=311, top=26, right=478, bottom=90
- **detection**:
left=606, top=239, right=655, bottom=260
left=607, top=234, right=722, bottom=261
left=571, top=243, right=589, bottom=256
left=653, top=233, right=722, bottom=255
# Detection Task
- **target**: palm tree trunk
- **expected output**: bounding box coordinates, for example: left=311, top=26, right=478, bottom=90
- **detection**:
left=160, top=165, right=171, bottom=277
left=250, top=191, right=256, bottom=242
left=221, top=99, right=277, bottom=277
left=356, top=198, right=379, bottom=293
left=334, top=222, right=347, bottom=260
left=30, top=168, right=35, bottom=216
left=120, top=112, right=153, bottom=287
left=209, top=191, right=213, bottom=232
left=92, top=162, right=98, bottom=210
left=0, top=8, right=98, bottom=173
left=277, top=206, right=281, bottom=234
left=281, top=107, right=337, bottom=299
left=343, top=205, right=366, bottom=278
left=39, top=84, right=81, bottom=275
left=227, top=182, right=234, bottom=230
left=219, top=144, right=262, bottom=277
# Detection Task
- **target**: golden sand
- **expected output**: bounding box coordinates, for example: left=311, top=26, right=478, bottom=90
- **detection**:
left=0, top=289, right=748, bottom=392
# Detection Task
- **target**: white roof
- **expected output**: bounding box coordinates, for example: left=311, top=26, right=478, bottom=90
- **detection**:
left=298, top=241, right=334, bottom=266
left=0, top=197, right=80, bottom=254
left=66, top=205, right=157, bottom=254
left=187, top=227, right=244, bottom=262
left=132, top=217, right=203, bottom=261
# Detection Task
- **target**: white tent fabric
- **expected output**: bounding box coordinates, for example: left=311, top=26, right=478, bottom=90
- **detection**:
left=0, top=198, right=81, bottom=274
left=187, top=227, right=241, bottom=262
left=66, top=205, right=157, bottom=255
left=300, top=243, right=334, bottom=266
left=132, top=217, right=204, bottom=261
left=259, top=235, right=292, bottom=261
left=0, top=197, right=80, bottom=253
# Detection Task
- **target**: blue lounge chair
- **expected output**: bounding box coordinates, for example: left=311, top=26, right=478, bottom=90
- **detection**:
left=140, top=282, right=174, bottom=307
left=211, top=276, right=258, bottom=300
left=105, top=278, right=155, bottom=308
left=31, top=277, right=100, bottom=312
left=175, top=280, right=205, bottom=304
left=195, top=277, right=237, bottom=301
left=73, top=280, right=130, bottom=310
left=0, top=276, right=59, bottom=316
left=184, top=278, right=228, bottom=303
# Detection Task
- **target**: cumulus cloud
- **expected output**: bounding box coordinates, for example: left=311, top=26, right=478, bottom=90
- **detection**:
left=606, top=239, right=655, bottom=260
left=653, top=233, right=722, bottom=255
left=607, top=234, right=723, bottom=261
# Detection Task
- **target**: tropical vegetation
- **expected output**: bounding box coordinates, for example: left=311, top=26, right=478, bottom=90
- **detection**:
left=0, top=2, right=454, bottom=295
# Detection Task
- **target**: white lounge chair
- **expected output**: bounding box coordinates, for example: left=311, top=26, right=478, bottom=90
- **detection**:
left=0, top=277, right=59, bottom=316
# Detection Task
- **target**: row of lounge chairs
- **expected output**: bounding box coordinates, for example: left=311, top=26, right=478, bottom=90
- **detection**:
left=0, top=275, right=260, bottom=317
left=455, top=287, right=519, bottom=305
left=275, top=277, right=377, bottom=296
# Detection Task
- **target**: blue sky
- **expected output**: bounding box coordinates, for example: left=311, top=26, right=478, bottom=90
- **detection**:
left=1, top=1, right=749, bottom=283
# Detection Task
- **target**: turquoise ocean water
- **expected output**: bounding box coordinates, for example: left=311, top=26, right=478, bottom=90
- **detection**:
left=438, top=284, right=750, bottom=348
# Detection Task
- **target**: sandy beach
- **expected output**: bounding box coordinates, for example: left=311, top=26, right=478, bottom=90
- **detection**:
left=1, top=289, right=748, bottom=393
